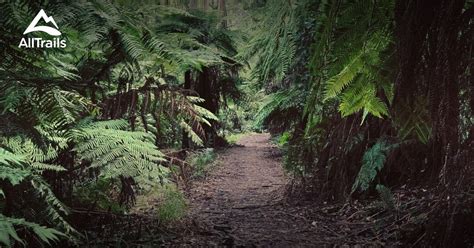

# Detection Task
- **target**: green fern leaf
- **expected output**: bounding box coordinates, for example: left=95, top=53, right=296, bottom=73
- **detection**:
left=352, top=139, right=398, bottom=192
left=0, top=214, right=65, bottom=247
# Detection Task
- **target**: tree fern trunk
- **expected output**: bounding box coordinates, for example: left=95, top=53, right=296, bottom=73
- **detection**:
left=394, top=0, right=467, bottom=181
left=181, top=70, right=193, bottom=149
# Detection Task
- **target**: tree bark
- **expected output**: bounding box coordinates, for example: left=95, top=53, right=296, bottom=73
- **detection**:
left=218, top=0, right=227, bottom=28
left=189, top=0, right=198, bottom=9
left=181, top=70, right=193, bottom=149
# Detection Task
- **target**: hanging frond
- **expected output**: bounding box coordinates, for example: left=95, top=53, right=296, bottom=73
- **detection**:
left=323, top=31, right=392, bottom=121
left=255, top=87, right=305, bottom=130
left=0, top=214, right=64, bottom=247
left=180, top=120, right=204, bottom=146
left=239, top=0, right=298, bottom=85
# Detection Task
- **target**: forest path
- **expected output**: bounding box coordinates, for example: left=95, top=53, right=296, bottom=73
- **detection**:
left=171, top=133, right=323, bottom=247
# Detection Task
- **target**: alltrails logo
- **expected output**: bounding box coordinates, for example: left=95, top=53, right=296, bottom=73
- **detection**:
left=19, top=9, right=66, bottom=48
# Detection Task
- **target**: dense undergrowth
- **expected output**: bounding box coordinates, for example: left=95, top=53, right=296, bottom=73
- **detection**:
left=0, top=0, right=473, bottom=247
left=0, top=0, right=243, bottom=246
left=251, top=0, right=474, bottom=246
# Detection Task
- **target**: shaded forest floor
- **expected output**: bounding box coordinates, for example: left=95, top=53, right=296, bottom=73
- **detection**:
left=160, top=134, right=396, bottom=247
left=79, top=134, right=473, bottom=247
left=168, top=133, right=323, bottom=246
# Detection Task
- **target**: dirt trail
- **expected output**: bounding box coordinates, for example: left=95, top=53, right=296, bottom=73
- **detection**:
left=172, top=133, right=322, bottom=247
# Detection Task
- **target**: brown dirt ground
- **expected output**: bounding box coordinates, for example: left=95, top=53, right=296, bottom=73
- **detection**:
left=83, top=133, right=458, bottom=247
left=167, top=133, right=327, bottom=247
left=76, top=134, right=474, bottom=247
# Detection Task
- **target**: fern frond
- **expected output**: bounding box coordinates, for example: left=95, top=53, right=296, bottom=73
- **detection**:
left=0, top=148, right=25, bottom=167
left=180, top=120, right=204, bottom=146
left=255, top=87, right=305, bottom=129
left=0, top=166, right=31, bottom=186
left=352, top=139, right=398, bottom=193
left=0, top=214, right=65, bottom=247
left=30, top=162, right=67, bottom=172
left=324, top=53, right=364, bottom=100
left=73, top=120, right=167, bottom=181
left=30, top=176, right=75, bottom=234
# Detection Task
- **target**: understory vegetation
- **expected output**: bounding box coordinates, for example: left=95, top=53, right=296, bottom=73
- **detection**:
left=0, top=0, right=473, bottom=247
left=252, top=0, right=474, bottom=246
left=186, top=148, right=217, bottom=178
left=0, top=0, right=241, bottom=246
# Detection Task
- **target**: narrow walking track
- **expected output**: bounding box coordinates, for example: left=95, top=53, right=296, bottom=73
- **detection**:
left=170, top=133, right=323, bottom=247
left=83, top=134, right=400, bottom=246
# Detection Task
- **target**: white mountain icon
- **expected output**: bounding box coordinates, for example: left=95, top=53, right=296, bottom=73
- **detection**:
left=23, top=9, right=61, bottom=36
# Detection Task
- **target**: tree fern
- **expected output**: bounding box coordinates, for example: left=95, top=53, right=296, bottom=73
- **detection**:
left=324, top=52, right=365, bottom=100
left=73, top=120, right=168, bottom=181
left=239, top=0, right=298, bottom=85
left=180, top=120, right=205, bottom=146
left=0, top=144, right=75, bottom=243
left=0, top=214, right=64, bottom=247
left=306, top=0, right=394, bottom=128
left=0, top=1, right=242, bottom=245
left=323, top=31, right=392, bottom=121
left=255, top=87, right=306, bottom=130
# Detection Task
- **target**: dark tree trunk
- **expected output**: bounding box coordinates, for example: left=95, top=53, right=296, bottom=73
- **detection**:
left=394, top=0, right=468, bottom=180
left=218, top=0, right=227, bottom=28
left=181, top=70, right=193, bottom=149
left=193, top=67, right=222, bottom=147
left=189, top=0, right=198, bottom=9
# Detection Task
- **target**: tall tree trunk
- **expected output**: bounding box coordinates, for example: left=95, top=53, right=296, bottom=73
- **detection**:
left=202, top=0, right=209, bottom=10
left=189, top=0, right=198, bottom=9
left=218, top=0, right=227, bottom=28
left=181, top=70, right=193, bottom=149
left=194, top=67, right=220, bottom=146
left=394, top=0, right=467, bottom=180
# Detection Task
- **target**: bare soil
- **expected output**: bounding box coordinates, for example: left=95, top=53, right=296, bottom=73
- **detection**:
left=75, top=133, right=474, bottom=247
left=168, top=133, right=325, bottom=247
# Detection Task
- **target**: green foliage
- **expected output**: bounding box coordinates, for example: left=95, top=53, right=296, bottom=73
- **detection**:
left=73, top=178, right=125, bottom=213
left=0, top=0, right=241, bottom=245
left=73, top=120, right=169, bottom=182
left=278, top=131, right=291, bottom=147
left=1, top=137, right=66, bottom=172
left=375, top=184, right=396, bottom=211
left=324, top=31, right=392, bottom=122
left=255, top=87, right=306, bottom=131
left=224, top=132, right=253, bottom=145
left=306, top=0, right=394, bottom=128
left=156, top=185, right=187, bottom=223
left=0, top=149, right=29, bottom=186
left=0, top=214, right=65, bottom=247
left=0, top=144, right=74, bottom=245
left=239, top=0, right=298, bottom=85
left=187, top=148, right=217, bottom=178
left=352, top=139, right=398, bottom=193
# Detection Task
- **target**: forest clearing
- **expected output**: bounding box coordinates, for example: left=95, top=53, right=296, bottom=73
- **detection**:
left=0, top=0, right=473, bottom=247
